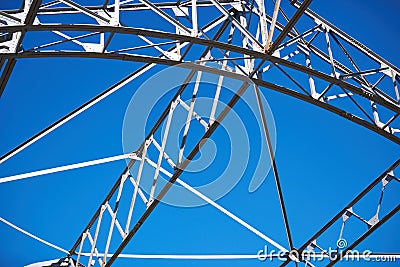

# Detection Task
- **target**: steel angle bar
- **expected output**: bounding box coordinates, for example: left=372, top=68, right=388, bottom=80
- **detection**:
left=177, top=69, right=202, bottom=165
left=176, top=178, right=288, bottom=252
left=208, top=0, right=263, bottom=50
left=177, top=99, right=209, bottom=129
left=382, top=114, right=400, bottom=132
left=0, top=154, right=134, bottom=184
left=110, top=40, right=179, bottom=53
left=105, top=204, right=126, bottom=238
left=265, top=0, right=281, bottom=50
left=0, top=216, right=69, bottom=254
left=148, top=97, right=178, bottom=205
left=254, top=85, right=295, bottom=254
left=27, top=32, right=100, bottom=52
left=138, top=0, right=190, bottom=34
left=0, top=59, right=16, bottom=97
left=275, top=24, right=321, bottom=51
left=58, top=0, right=110, bottom=23
left=102, top=173, right=130, bottom=263
left=340, top=67, right=389, bottom=79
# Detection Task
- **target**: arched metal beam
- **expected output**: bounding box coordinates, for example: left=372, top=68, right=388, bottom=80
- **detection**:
left=0, top=49, right=398, bottom=144
left=1, top=24, right=399, bottom=115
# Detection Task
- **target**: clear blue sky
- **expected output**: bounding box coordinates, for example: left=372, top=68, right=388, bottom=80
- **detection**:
left=0, top=1, right=399, bottom=267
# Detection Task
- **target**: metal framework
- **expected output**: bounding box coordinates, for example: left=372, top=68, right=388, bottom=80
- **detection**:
left=0, top=0, right=399, bottom=266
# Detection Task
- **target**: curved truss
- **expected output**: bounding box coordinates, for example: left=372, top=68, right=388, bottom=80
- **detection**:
left=0, top=0, right=399, bottom=267
left=1, top=22, right=400, bottom=144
